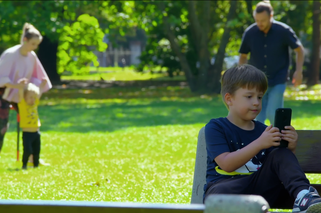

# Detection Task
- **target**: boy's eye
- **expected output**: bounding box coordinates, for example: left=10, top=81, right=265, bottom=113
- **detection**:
left=247, top=96, right=252, bottom=98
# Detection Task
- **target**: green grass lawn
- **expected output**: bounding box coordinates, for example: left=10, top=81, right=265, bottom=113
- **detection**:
left=61, top=66, right=186, bottom=81
left=0, top=84, right=320, bottom=212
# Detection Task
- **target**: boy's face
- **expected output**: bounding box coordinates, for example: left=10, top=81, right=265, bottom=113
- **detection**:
left=226, top=87, right=264, bottom=121
left=24, top=91, right=37, bottom=105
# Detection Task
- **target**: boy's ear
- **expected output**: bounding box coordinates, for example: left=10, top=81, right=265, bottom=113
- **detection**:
left=224, top=93, right=233, bottom=106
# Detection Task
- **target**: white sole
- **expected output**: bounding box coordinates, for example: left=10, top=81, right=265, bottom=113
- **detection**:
left=306, top=202, right=321, bottom=213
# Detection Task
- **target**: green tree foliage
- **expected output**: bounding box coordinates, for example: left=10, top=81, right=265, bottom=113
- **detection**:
left=0, top=1, right=108, bottom=77
left=134, top=0, right=320, bottom=92
left=0, top=1, right=319, bottom=90
left=134, top=1, right=238, bottom=93
left=57, top=14, right=107, bottom=75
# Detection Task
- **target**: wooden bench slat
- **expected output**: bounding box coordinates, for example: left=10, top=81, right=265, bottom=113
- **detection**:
left=295, top=130, right=321, bottom=173
left=0, top=200, right=205, bottom=213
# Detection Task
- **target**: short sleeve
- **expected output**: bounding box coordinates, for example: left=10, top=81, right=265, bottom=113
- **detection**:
left=0, top=51, right=14, bottom=87
left=30, top=53, right=52, bottom=93
left=205, top=120, right=230, bottom=163
left=284, top=27, right=301, bottom=49
left=239, top=30, right=251, bottom=54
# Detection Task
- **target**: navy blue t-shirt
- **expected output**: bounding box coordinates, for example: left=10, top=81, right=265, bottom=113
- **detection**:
left=239, top=20, right=301, bottom=86
left=204, top=117, right=275, bottom=192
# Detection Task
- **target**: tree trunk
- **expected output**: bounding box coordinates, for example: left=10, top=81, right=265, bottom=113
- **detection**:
left=192, top=1, right=211, bottom=93
left=161, top=3, right=196, bottom=91
left=207, top=0, right=238, bottom=93
left=307, top=0, right=320, bottom=86
left=37, top=36, right=61, bottom=84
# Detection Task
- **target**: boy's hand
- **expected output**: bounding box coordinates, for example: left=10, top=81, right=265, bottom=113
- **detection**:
left=281, top=125, right=298, bottom=152
left=257, top=125, right=282, bottom=149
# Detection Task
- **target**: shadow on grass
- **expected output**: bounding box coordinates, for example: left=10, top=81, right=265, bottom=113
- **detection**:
left=7, top=97, right=321, bottom=133
left=9, top=99, right=226, bottom=133
left=7, top=168, right=21, bottom=172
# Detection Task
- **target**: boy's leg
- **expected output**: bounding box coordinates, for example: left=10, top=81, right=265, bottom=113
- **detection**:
left=249, top=148, right=309, bottom=205
left=204, top=176, right=251, bottom=198
left=204, top=148, right=310, bottom=207
left=22, top=132, right=33, bottom=168
left=265, top=83, right=286, bottom=125
left=32, top=131, right=41, bottom=168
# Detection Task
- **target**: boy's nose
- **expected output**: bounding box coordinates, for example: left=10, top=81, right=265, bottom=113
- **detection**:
left=253, top=100, right=260, bottom=106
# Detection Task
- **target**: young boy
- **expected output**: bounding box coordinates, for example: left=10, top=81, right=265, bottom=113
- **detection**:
left=203, top=64, right=321, bottom=213
left=18, top=80, right=46, bottom=169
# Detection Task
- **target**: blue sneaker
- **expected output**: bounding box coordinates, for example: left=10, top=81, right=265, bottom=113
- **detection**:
left=292, top=186, right=321, bottom=213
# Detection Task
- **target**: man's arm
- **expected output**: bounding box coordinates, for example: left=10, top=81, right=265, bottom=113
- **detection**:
left=238, top=30, right=250, bottom=65
left=238, top=54, right=248, bottom=65
left=292, top=45, right=304, bottom=87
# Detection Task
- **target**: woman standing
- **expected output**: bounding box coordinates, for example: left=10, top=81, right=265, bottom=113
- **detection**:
left=0, top=23, right=52, bottom=155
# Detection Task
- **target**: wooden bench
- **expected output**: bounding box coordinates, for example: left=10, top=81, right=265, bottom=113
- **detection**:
left=0, top=200, right=205, bottom=213
left=191, top=127, right=321, bottom=212
left=0, top=198, right=269, bottom=213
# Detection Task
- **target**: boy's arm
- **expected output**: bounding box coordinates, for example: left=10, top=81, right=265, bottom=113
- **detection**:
left=215, top=142, right=263, bottom=172
left=215, top=125, right=282, bottom=172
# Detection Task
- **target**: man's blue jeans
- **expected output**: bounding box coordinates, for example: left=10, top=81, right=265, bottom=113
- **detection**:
left=256, top=83, right=287, bottom=125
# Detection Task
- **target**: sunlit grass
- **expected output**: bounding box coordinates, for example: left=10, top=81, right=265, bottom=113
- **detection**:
left=0, top=125, right=199, bottom=202
left=0, top=84, right=320, bottom=212
left=61, top=66, right=186, bottom=81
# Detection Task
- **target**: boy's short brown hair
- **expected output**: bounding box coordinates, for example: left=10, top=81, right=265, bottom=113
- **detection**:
left=220, top=64, right=268, bottom=107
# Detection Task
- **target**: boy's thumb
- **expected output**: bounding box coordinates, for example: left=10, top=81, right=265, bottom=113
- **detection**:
left=265, top=124, right=273, bottom=131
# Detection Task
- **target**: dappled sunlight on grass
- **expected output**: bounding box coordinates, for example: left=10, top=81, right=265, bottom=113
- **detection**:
left=0, top=125, right=202, bottom=203
left=61, top=67, right=186, bottom=81
left=7, top=88, right=226, bottom=133
left=1, top=85, right=321, bottom=205
left=285, top=84, right=321, bottom=101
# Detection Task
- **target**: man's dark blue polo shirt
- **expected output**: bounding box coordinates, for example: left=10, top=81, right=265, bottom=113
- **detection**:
left=239, top=20, right=301, bottom=86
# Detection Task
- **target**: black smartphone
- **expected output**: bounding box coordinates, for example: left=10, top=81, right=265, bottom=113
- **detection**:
left=274, top=108, right=292, bottom=148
